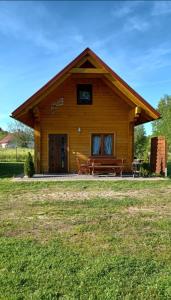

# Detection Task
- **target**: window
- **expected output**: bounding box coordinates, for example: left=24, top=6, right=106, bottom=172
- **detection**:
left=77, top=84, right=92, bottom=105
left=91, top=134, right=114, bottom=156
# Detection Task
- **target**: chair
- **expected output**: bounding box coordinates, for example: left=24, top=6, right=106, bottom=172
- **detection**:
left=132, top=159, right=142, bottom=177
left=76, top=157, right=89, bottom=175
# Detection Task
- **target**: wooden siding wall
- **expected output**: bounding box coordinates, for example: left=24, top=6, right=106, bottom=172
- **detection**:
left=36, top=77, right=133, bottom=173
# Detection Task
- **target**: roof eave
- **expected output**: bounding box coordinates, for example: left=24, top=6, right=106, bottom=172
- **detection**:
left=11, top=47, right=160, bottom=123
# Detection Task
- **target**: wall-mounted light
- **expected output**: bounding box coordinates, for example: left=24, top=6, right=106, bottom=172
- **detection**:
left=77, top=127, right=81, bottom=133
left=135, top=106, right=141, bottom=116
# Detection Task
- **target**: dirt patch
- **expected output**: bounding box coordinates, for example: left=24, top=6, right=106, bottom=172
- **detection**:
left=14, top=188, right=155, bottom=203
left=158, top=187, right=171, bottom=194
left=127, top=207, right=156, bottom=214
left=127, top=204, right=171, bottom=216
left=5, top=185, right=170, bottom=204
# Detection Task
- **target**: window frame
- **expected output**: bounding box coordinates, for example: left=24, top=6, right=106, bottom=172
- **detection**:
left=91, top=133, right=114, bottom=157
left=77, top=84, right=92, bottom=105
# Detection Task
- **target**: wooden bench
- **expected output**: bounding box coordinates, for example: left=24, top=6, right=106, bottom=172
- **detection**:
left=88, top=157, right=125, bottom=176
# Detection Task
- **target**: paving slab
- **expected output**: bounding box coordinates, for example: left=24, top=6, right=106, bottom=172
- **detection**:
left=12, top=174, right=167, bottom=181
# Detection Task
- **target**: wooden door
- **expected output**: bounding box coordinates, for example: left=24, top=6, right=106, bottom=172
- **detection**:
left=48, top=134, right=68, bottom=173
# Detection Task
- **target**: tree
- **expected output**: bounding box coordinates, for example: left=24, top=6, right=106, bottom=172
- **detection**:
left=152, top=95, right=171, bottom=151
left=24, top=152, right=35, bottom=177
left=134, top=124, right=147, bottom=159
left=8, top=120, right=34, bottom=148
left=0, top=127, right=8, bottom=140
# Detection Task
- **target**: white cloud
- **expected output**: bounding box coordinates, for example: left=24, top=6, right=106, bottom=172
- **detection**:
left=152, top=1, right=171, bottom=16
left=73, top=34, right=84, bottom=44
left=134, top=46, right=171, bottom=72
left=124, top=16, right=149, bottom=32
left=0, top=5, right=59, bottom=52
left=124, top=44, right=171, bottom=87
left=0, top=2, right=84, bottom=54
left=111, top=4, right=133, bottom=18
left=0, top=9, right=20, bottom=37
left=111, top=3, right=150, bottom=34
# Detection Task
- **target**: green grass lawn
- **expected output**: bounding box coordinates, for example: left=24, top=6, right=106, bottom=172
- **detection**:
left=0, top=179, right=171, bottom=299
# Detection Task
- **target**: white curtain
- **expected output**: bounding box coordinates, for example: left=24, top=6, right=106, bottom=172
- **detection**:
left=104, top=135, right=112, bottom=155
left=92, top=136, right=101, bottom=155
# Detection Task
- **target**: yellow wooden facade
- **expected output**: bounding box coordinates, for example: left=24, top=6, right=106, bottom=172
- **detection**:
left=11, top=48, right=160, bottom=173
left=36, top=76, right=133, bottom=173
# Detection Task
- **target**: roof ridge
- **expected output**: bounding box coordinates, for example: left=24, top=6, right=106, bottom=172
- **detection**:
left=11, top=47, right=160, bottom=123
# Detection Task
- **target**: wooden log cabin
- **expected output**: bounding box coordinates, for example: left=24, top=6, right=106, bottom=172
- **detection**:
left=11, top=48, right=160, bottom=174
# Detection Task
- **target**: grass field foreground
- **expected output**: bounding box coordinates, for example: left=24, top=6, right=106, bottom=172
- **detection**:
left=0, top=180, right=171, bottom=299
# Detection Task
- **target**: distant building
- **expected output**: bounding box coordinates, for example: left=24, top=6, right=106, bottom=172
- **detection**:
left=0, top=134, right=16, bottom=148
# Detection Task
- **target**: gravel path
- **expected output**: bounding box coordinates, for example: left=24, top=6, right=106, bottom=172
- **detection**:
left=12, top=174, right=167, bottom=181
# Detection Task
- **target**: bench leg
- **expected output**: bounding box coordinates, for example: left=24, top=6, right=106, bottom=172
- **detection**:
left=92, top=163, right=95, bottom=176
left=113, top=168, right=116, bottom=176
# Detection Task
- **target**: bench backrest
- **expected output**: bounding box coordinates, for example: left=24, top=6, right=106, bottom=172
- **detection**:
left=88, top=157, right=125, bottom=166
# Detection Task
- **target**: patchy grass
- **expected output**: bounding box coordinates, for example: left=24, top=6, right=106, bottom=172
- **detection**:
left=0, top=180, right=171, bottom=299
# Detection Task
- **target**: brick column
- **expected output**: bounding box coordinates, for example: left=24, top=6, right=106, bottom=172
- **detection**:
left=150, top=136, right=167, bottom=176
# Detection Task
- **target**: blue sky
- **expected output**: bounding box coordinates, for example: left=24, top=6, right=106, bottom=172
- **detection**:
left=1, top=1, right=171, bottom=134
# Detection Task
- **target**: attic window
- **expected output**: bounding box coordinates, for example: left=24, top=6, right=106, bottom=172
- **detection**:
left=79, top=60, right=95, bottom=68
left=77, top=84, right=92, bottom=105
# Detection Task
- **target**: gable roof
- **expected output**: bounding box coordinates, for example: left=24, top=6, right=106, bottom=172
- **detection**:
left=0, top=134, right=15, bottom=144
left=11, top=47, right=160, bottom=127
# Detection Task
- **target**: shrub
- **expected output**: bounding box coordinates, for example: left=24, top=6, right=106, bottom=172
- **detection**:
left=24, top=152, right=35, bottom=178
left=140, top=162, right=152, bottom=177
